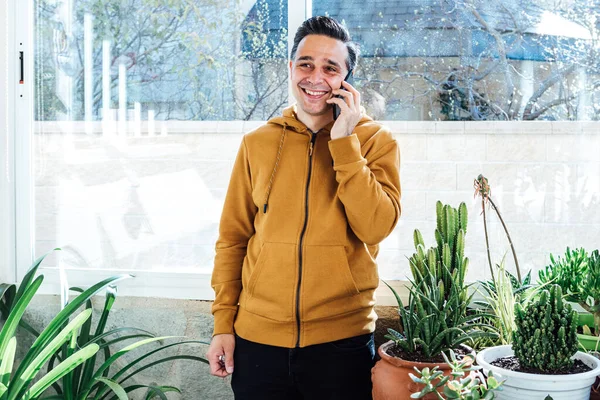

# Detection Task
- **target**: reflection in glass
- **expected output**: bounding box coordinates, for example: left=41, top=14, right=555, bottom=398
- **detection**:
left=313, top=0, right=599, bottom=121
left=33, top=0, right=288, bottom=271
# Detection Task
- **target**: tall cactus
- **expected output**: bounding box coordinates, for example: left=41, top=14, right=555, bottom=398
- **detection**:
left=387, top=201, right=495, bottom=358
left=513, top=284, right=578, bottom=373
left=409, top=201, right=469, bottom=302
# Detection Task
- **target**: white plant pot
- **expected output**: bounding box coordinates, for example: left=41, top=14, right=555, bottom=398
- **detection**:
left=476, top=345, right=600, bottom=400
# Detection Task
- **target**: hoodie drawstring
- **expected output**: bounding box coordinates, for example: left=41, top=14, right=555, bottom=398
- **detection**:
left=263, top=125, right=287, bottom=213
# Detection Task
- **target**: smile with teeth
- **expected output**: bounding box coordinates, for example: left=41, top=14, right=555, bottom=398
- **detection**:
left=302, top=88, right=329, bottom=98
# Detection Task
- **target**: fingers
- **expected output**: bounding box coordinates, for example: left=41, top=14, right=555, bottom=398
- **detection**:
left=207, top=347, right=227, bottom=377
left=330, top=88, right=355, bottom=109
left=224, top=343, right=235, bottom=374
left=326, top=96, right=351, bottom=115
left=342, top=80, right=361, bottom=108
left=207, top=334, right=235, bottom=378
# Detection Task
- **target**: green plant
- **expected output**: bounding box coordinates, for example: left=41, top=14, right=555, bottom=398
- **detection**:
left=539, top=248, right=600, bottom=336
left=409, top=201, right=469, bottom=303
left=538, top=247, right=588, bottom=298
left=0, top=250, right=209, bottom=400
left=409, top=349, right=503, bottom=399
left=385, top=201, right=496, bottom=359
left=0, top=250, right=126, bottom=400
left=476, top=258, right=537, bottom=345
left=473, top=175, right=522, bottom=284
left=43, top=286, right=209, bottom=400
left=513, top=284, right=579, bottom=373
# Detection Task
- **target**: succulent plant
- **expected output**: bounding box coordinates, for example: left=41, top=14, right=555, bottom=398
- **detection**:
left=409, top=201, right=469, bottom=304
left=513, top=284, right=578, bottom=373
left=409, top=350, right=503, bottom=400
left=386, top=201, right=496, bottom=359
left=539, top=248, right=600, bottom=336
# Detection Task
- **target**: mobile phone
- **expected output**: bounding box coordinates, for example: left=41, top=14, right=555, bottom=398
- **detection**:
left=333, top=69, right=354, bottom=120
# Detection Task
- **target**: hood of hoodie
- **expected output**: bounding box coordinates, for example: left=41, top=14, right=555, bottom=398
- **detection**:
left=267, top=104, right=373, bottom=135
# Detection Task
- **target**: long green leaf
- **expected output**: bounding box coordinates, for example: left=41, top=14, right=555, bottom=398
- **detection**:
left=0, top=283, right=16, bottom=318
left=9, top=309, right=94, bottom=400
left=0, top=337, right=17, bottom=387
left=0, top=275, right=44, bottom=367
left=117, top=355, right=207, bottom=388
left=100, top=334, right=156, bottom=348
left=0, top=382, right=8, bottom=398
left=68, top=287, right=94, bottom=398
left=63, top=327, right=78, bottom=400
left=95, top=378, right=127, bottom=400
left=21, top=343, right=99, bottom=400
left=84, top=328, right=155, bottom=347
left=13, top=249, right=59, bottom=310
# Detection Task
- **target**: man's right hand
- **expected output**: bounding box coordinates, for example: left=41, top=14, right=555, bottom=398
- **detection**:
left=207, top=333, right=235, bottom=377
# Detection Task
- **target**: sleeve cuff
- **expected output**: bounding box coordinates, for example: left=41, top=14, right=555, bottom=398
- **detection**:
left=328, top=134, right=364, bottom=166
left=212, top=309, right=237, bottom=336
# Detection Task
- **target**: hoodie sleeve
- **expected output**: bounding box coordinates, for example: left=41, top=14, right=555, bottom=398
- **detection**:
left=211, top=136, right=257, bottom=336
left=328, top=128, right=401, bottom=245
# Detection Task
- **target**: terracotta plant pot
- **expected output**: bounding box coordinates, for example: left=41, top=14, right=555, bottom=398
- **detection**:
left=371, top=341, right=473, bottom=400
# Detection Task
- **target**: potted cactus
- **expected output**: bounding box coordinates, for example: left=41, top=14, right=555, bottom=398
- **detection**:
left=371, top=202, right=495, bottom=400
left=476, top=285, right=600, bottom=399
left=538, top=248, right=600, bottom=351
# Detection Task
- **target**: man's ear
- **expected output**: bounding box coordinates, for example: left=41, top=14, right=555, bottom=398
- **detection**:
left=288, top=60, right=293, bottom=74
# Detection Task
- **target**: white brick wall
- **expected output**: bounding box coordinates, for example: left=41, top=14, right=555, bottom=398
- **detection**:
left=33, top=121, right=600, bottom=291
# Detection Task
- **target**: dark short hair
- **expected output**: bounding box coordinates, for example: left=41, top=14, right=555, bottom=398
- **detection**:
left=290, top=16, right=359, bottom=72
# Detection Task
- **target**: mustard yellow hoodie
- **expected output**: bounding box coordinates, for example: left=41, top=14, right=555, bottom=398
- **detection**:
left=211, top=105, right=401, bottom=348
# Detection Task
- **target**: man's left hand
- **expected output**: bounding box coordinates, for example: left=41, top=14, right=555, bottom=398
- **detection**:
left=327, top=81, right=362, bottom=140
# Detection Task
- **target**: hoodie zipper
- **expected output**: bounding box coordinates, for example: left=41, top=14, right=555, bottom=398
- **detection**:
left=295, top=131, right=318, bottom=347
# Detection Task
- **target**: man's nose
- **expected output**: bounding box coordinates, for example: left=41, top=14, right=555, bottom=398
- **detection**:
left=307, top=69, right=325, bottom=84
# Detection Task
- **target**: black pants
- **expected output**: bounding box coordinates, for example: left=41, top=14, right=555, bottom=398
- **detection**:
left=231, top=333, right=375, bottom=400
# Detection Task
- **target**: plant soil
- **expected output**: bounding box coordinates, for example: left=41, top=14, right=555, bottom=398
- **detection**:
left=490, top=356, right=592, bottom=374
left=386, top=343, right=471, bottom=364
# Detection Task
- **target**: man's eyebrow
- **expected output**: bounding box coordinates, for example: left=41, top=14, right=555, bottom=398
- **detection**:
left=296, top=56, right=342, bottom=69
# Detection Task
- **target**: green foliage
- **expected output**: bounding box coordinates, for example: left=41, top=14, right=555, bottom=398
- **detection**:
left=409, top=349, right=503, bottom=399
left=0, top=250, right=110, bottom=400
left=410, top=201, right=469, bottom=303
left=386, top=201, right=496, bottom=359
left=476, top=260, right=537, bottom=346
left=538, top=247, right=588, bottom=300
left=513, top=285, right=579, bottom=373
left=539, top=247, right=600, bottom=335
left=46, top=288, right=209, bottom=400
left=0, top=250, right=209, bottom=399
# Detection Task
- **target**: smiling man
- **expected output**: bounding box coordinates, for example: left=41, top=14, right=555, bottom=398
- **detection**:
left=207, top=16, right=401, bottom=400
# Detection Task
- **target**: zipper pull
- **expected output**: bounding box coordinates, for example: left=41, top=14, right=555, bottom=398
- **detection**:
left=309, top=141, right=314, bottom=156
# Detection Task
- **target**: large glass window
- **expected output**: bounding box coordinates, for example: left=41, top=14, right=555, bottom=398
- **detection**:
left=33, top=0, right=288, bottom=271
left=314, top=0, right=599, bottom=121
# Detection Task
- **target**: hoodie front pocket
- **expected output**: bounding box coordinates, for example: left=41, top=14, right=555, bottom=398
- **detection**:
left=302, top=245, right=360, bottom=319
left=243, top=242, right=297, bottom=322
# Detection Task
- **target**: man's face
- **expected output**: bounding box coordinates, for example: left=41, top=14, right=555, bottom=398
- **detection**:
left=289, top=34, right=349, bottom=118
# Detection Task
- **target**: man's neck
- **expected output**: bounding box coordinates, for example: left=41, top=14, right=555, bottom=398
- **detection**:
left=295, top=108, right=333, bottom=133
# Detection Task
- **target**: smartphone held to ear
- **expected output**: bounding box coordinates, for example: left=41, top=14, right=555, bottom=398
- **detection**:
left=333, top=69, right=354, bottom=120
